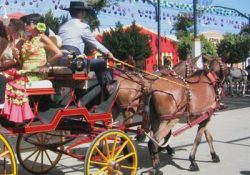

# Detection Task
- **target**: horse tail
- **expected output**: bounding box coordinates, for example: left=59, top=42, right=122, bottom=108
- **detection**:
left=142, top=91, right=154, bottom=132
left=112, top=102, right=121, bottom=121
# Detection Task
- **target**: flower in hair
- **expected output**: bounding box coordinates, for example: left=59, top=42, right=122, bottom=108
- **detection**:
left=36, top=22, right=46, bottom=33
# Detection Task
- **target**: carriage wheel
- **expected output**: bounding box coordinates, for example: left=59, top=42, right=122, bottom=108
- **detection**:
left=0, top=133, right=17, bottom=175
left=85, top=129, right=138, bottom=175
left=16, top=131, right=64, bottom=174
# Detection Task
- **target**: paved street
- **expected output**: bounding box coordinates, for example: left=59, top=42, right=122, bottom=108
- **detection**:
left=8, top=96, right=250, bottom=174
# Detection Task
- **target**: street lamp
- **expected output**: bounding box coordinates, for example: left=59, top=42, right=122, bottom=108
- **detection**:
left=145, top=0, right=161, bottom=69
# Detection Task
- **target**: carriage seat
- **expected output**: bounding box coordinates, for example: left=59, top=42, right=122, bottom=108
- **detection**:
left=26, top=80, right=55, bottom=96
left=48, top=66, right=96, bottom=89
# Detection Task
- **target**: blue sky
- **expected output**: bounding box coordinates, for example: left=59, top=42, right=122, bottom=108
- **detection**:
left=0, top=0, right=249, bottom=35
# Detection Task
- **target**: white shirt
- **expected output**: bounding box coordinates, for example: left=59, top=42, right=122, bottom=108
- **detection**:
left=58, top=18, right=110, bottom=55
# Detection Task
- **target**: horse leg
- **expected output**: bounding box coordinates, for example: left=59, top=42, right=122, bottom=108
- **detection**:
left=204, top=128, right=220, bottom=162
left=189, top=118, right=210, bottom=171
left=122, top=108, right=135, bottom=124
left=148, top=140, right=163, bottom=175
left=148, top=119, right=178, bottom=175
left=229, top=79, right=233, bottom=96
left=163, top=130, right=175, bottom=156
left=242, top=80, right=246, bottom=96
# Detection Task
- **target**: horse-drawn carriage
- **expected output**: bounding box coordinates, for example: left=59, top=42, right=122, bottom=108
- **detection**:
left=0, top=55, right=227, bottom=175
left=0, top=54, right=140, bottom=175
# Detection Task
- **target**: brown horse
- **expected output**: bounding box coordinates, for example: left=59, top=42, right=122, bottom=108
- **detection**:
left=113, top=55, right=201, bottom=125
left=144, top=57, right=228, bottom=175
left=172, top=55, right=201, bottom=78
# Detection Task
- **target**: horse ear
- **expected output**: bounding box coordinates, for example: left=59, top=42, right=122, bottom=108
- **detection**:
left=191, top=54, right=201, bottom=65
left=203, top=55, right=214, bottom=63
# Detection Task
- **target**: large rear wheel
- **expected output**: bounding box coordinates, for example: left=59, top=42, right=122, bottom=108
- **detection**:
left=16, top=131, right=64, bottom=174
left=85, top=129, right=138, bottom=175
left=0, top=133, right=17, bottom=175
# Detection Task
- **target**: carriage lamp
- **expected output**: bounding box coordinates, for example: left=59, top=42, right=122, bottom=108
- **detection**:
left=70, top=56, right=86, bottom=72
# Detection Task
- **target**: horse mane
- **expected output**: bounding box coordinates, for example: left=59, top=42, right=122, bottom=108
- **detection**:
left=185, top=70, right=205, bottom=83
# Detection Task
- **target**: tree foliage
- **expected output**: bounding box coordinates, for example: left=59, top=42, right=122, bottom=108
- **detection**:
left=177, top=35, right=192, bottom=60
left=172, top=15, right=193, bottom=39
left=102, top=22, right=152, bottom=61
left=239, top=24, right=250, bottom=35
left=217, top=34, right=250, bottom=64
left=86, top=0, right=115, bottom=30
left=174, top=15, right=217, bottom=60
left=44, top=10, right=68, bottom=34
left=200, top=35, right=218, bottom=57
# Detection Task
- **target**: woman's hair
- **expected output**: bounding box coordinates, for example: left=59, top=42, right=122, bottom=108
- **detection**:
left=20, top=13, right=50, bottom=36
left=20, top=13, right=45, bottom=25
left=9, top=19, right=25, bottom=37
left=0, top=21, right=8, bottom=40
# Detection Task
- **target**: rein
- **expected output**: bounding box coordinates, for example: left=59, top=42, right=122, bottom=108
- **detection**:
left=112, top=58, right=190, bottom=89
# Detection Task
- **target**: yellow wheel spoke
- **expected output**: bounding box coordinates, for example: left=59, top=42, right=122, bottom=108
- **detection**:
left=104, top=136, right=110, bottom=159
left=94, top=145, right=108, bottom=162
left=85, top=130, right=138, bottom=175
left=114, top=170, right=123, bottom=175
left=93, top=166, right=107, bottom=175
left=121, top=165, right=137, bottom=170
left=90, top=160, right=109, bottom=166
left=0, top=150, right=10, bottom=158
left=111, top=134, right=118, bottom=158
left=116, top=152, right=135, bottom=163
left=113, top=140, right=128, bottom=160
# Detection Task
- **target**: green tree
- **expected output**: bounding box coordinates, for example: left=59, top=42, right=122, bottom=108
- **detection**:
left=200, top=35, right=218, bottom=57
left=177, top=35, right=192, bottom=60
left=240, top=25, right=250, bottom=35
left=173, top=15, right=217, bottom=60
left=86, top=0, right=115, bottom=30
left=102, top=22, right=152, bottom=61
left=172, top=15, right=193, bottom=39
left=217, top=34, right=250, bottom=64
left=44, top=10, right=68, bottom=34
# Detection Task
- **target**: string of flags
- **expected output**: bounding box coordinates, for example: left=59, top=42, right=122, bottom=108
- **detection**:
left=2, top=0, right=248, bottom=30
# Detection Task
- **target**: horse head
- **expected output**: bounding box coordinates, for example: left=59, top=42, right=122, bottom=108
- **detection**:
left=173, top=55, right=201, bottom=77
left=203, top=56, right=229, bottom=82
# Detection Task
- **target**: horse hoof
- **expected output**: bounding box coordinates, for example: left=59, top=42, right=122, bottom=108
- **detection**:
left=165, top=145, right=175, bottom=156
left=149, top=168, right=163, bottom=175
left=189, top=162, right=199, bottom=171
left=212, top=153, right=220, bottom=163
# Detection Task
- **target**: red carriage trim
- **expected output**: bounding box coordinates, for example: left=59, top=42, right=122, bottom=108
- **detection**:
left=172, top=107, right=215, bottom=137
left=9, top=108, right=113, bottom=134
left=26, top=88, right=55, bottom=95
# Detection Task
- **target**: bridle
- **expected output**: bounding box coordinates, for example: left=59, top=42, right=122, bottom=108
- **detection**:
left=208, top=58, right=227, bottom=84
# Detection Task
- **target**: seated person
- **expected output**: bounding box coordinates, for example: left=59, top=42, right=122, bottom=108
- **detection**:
left=1, top=14, right=62, bottom=124
left=58, top=1, right=115, bottom=90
